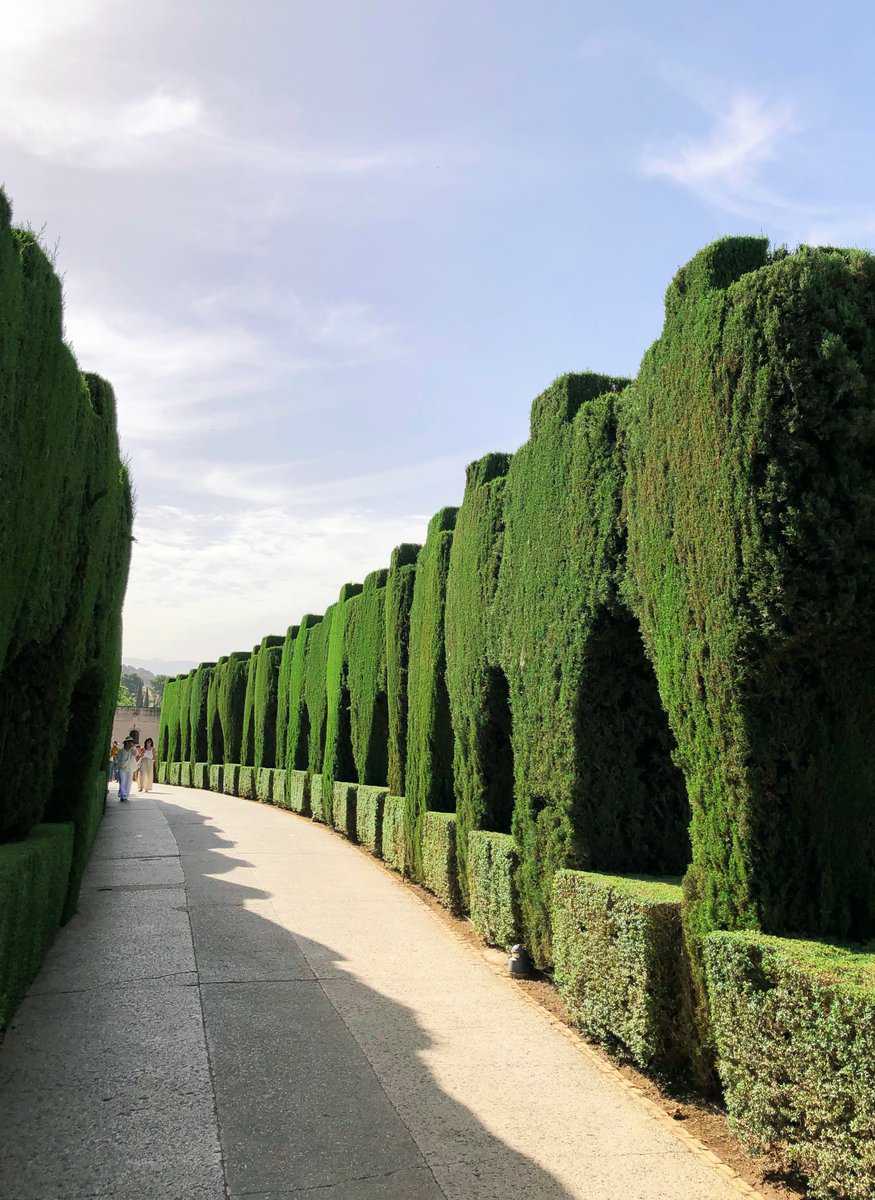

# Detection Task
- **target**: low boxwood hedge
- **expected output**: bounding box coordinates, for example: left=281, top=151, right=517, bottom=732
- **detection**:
left=552, top=870, right=692, bottom=1073
left=0, top=823, right=74, bottom=1028
left=237, top=766, right=255, bottom=800
left=382, top=795, right=406, bottom=872
left=168, top=762, right=181, bottom=786
left=157, top=762, right=167, bottom=784
left=222, top=764, right=240, bottom=796
left=209, top=764, right=223, bottom=793
left=287, top=770, right=309, bottom=814
left=180, top=762, right=192, bottom=788
left=333, top=782, right=356, bottom=840
left=356, top=786, right=387, bottom=855
left=256, top=767, right=273, bottom=803
left=421, top=811, right=461, bottom=913
left=271, top=769, right=285, bottom=808
left=468, top=831, right=521, bottom=948
left=192, top=763, right=208, bottom=790
left=705, top=931, right=875, bottom=1200
left=310, top=773, right=325, bottom=822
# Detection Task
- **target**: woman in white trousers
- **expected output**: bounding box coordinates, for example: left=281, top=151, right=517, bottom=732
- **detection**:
left=137, top=737, right=155, bottom=792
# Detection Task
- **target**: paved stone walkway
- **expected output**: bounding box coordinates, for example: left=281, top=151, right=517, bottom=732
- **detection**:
left=0, top=784, right=752, bottom=1199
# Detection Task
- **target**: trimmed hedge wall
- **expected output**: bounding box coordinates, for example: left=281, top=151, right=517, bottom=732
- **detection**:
left=303, top=614, right=332, bottom=775
left=192, top=762, right=209, bottom=790
left=177, top=671, right=194, bottom=765
left=254, top=642, right=283, bottom=769
left=467, top=831, right=521, bottom=949
left=286, top=770, right=310, bottom=815
left=168, top=762, right=181, bottom=786
left=240, top=645, right=259, bottom=766
left=322, top=586, right=362, bottom=825
left=705, top=932, right=875, bottom=1200
left=386, top=544, right=420, bottom=796
left=310, top=773, right=325, bottom=823
left=237, top=765, right=255, bottom=800
left=275, top=623, right=299, bottom=772
left=271, top=769, right=285, bottom=808
left=180, top=762, right=192, bottom=788
left=282, top=615, right=322, bottom=776
left=222, top=764, right=240, bottom=796
left=348, top=569, right=389, bottom=787
left=158, top=762, right=168, bottom=785
left=445, top=453, right=512, bottom=910
left=217, top=651, right=250, bottom=765
left=209, top=764, right=223, bottom=793
left=207, top=657, right=226, bottom=765
left=189, top=663, right=214, bottom=766
left=382, top=795, right=406, bottom=873
left=0, top=824, right=74, bottom=1028
left=405, top=509, right=458, bottom=881
left=333, top=781, right=356, bottom=840
left=356, top=785, right=387, bottom=855
left=256, top=767, right=273, bottom=803
left=421, top=811, right=461, bottom=913
left=158, top=677, right=177, bottom=764
left=552, top=870, right=692, bottom=1073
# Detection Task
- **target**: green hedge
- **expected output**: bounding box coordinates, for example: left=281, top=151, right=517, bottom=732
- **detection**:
left=286, top=770, right=310, bottom=815
left=405, top=509, right=458, bottom=880
left=445, top=453, right=512, bottom=909
left=206, top=657, right=226, bottom=764
left=275, top=623, right=299, bottom=773
left=192, top=762, right=208, bottom=790
left=158, top=762, right=168, bottom=785
left=237, top=765, right=255, bottom=800
left=158, top=677, right=178, bottom=764
left=256, top=767, right=273, bottom=803
left=239, top=645, right=259, bottom=766
left=271, top=769, right=285, bottom=808
left=0, top=823, right=74, bottom=1028
left=303, top=613, right=332, bottom=776
left=705, top=932, right=875, bottom=1200
left=177, top=671, right=194, bottom=764
left=421, top=811, right=461, bottom=913
left=180, top=762, right=192, bottom=788
left=382, top=795, right=406, bottom=873
left=386, top=544, right=420, bottom=796
left=310, top=773, right=325, bottom=822
left=222, top=764, right=240, bottom=796
left=188, top=663, right=214, bottom=766
left=356, top=785, right=387, bottom=855
left=322, top=586, right=362, bottom=826
left=209, top=764, right=223, bottom=793
left=333, top=782, right=356, bottom=840
left=348, top=570, right=389, bottom=787
left=552, top=870, right=692, bottom=1073
left=254, top=641, right=283, bottom=769
left=623, top=238, right=875, bottom=943
left=216, top=651, right=250, bottom=765
left=467, top=831, right=521, bottom=949
left=282, top=616, right=322, bottom=775
left=168, top=762, right=181, bottom=786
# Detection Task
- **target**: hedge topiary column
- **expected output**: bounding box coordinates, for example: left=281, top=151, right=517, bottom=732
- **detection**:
left=177, top=670, right=194, bottom=764
left=275, top=624, right=299, bottom=773
left=283, top=616, right=322, bottom=774
left=254, top=643, right=283, bottom=768
left=321, top=585, right=362, bottom=824
left=348, top=569, right=389, bottom=786
left=207, top=657, right=227, bottom=764
left=303, top=611, right=332, bottom=774
left=217, top=650, right=250, bottom=765
left=189, top=662, right=214, bottom=766
left=385, top=544, right=420, bottom=796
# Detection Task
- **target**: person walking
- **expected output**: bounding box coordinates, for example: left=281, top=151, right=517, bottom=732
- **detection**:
left=115, top=738, right=136, bottom=803
left=137, top=737, right=155, bottom=792
left=109, top=740, right=120, bottom=783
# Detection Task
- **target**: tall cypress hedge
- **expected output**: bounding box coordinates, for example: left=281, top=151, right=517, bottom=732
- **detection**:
left=217, top=651, right=250, bottom=764
left=385, top=544, right=420, bottom=796
left=207, top=657, right=227, bottom=764
left=240, top=644, right=260, bottom=766
left=189, top=662, right=214, bottom=766
left=622, top=237, right=875, bottom=943
left=445, top=453, right=512, bottom=909
left=302, top=610, right=332, bottom=773
left=493, top=373, right=689, bottom=967
left=348, top=569, right=389, bottom=786
left=405, top=509, right=458, bottom=881
left=253, top=643, right=283, bottom=768
left=275, top=624, right=299, bottom=772
left=158, top=676, right=178, bottom=763
left=322, top=585, right=362, bottom=823
left=283, top=616, right=322, bottom=774
left=177, top=671, right=194, bottom=764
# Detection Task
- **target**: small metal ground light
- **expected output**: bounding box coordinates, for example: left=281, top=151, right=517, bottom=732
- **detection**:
left=508, top=944, right=534, bottom=978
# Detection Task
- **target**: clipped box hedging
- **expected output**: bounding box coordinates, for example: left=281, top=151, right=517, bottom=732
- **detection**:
left=333, top=782, right=357, bottom=840
left=157, top=762, right=168, bottom=784
left=282, top=615, right=322, bottom=775
left=180, top=762, right=192, bottom=788
left=421, top=811, right=461, bottom=913
left=382, top=795, right=406, bottom=873
left=405, top=509, right=458, bottom=880
left=256, top=767, right=273, bottom=803
left=286, top=770, right=310, bottom=815
left=356, top=785, right=387, bottom=855
left=467, top=831, right=521, bottom=949
left=192, top=762, right=209, bottom=790
left=0, top=823, right=74, bottom=1028
left=237, top=765, right=255, bottom=800
left=705, top=932, right=875, bottom=1200
left=302, top=615, right=332, bottom=777
left=386, top=544, right=420, bottom=796
left=254, top=640, right=283, bottom=769
left=209, top=764, right=223, bottom=793
left=552, top=870, right=692, bottom=1073
left=222, top=764, right=240, bottom=796
left=271, top=769, right=286, bottom=808
left=216, top=651, right=250, bottom=766
left=168, top=762, right=181, bottom=786
left=310, top=773, right=325, bottom=822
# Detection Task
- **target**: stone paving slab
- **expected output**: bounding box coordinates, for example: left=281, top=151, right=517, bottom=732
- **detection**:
left=0, top=782, right=755, bottom=1200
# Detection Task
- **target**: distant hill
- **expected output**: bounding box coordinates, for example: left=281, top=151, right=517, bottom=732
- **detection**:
left=123, top=659, right=197, bottom=678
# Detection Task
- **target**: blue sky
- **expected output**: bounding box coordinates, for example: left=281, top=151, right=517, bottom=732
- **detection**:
left=4, top=0, right=873, bottom=667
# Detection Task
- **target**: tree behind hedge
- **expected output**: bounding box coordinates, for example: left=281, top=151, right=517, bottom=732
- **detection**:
left=385, top=544, right=420, bottom=796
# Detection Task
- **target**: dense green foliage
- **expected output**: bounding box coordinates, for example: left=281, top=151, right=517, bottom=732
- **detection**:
left=253, top=643, right=283, bottom=768
left=302, top=616, right=332, bottom=775
left=286, top=769, right=310, bottom=815
left=347, top=570, right=389, bottom=786
left=467, top=831, right=521, bottom=949
left=158, top=677, right=178, bottom=763
left=188, top=663, right=214, bottom=766
left=705, top=931, right=875, bottom=1199
left=382, top=795, right=406, bottom=874
left=623, top=238, right=875, bottom=944
left=332, top=782, right=356, bottom=839
left=192, top=763, right=208, bottom=790
left=208, top=764, right=223, bottom=793
left=206, top=657, right=226, bottom=764
left=385, top=544, right=419, bottom=795
left=322, top=587, right=361, bottom=824
left=270, top=769, right=285, bottom=807
left=256, top=767, right=273, bottom=803
left=237, top=765, right=255, bottom=800
left=552, top=870, right=692, bottom=1073
left=405, top=510, right=457, bottom=880
left=177, top=671, right=194, bottom=764
left=239, top=645, right=259, bottom=766
left=355, top=785, right=388, bottom=855
left=0, top=823, right=74, bottom=1028
left=275, top=624, right=299, bottom=771
left=492, top=373, right=689, bottom=966
left=180, top=762, right=192, bottom=788
left=445, top=454, right=512, bottom=909
left=310, top=773, right=325, bottom=822
left=217, top=651, right=250, bottom=765
left=421, top=812, right=461, bottom=912
left=222, top=764, right=239, bottom=795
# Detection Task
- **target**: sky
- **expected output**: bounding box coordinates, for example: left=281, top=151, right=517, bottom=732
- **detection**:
left=3, top=0, right=874, bottom=671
